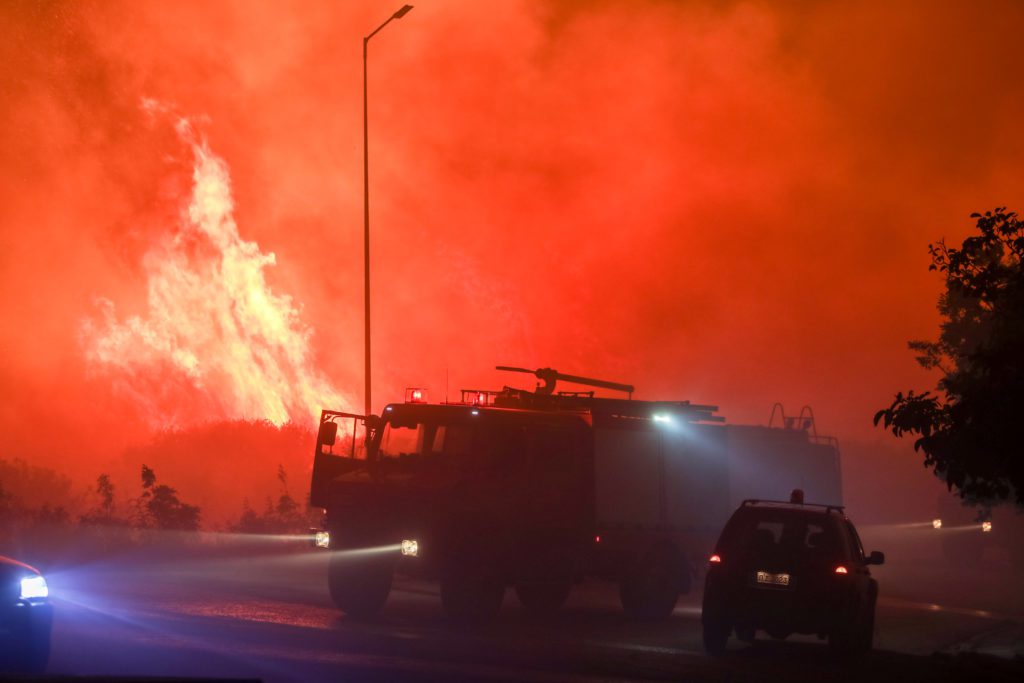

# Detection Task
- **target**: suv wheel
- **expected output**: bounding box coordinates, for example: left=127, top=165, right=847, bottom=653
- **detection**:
left=702, top=615, right=730, bottom=656
left=829, top=597, right=873, bottom=658
left=856, top=590, right=877, bottom=653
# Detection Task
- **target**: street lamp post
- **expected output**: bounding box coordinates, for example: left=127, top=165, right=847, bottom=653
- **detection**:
left=363, top=4, right=413, bottom=418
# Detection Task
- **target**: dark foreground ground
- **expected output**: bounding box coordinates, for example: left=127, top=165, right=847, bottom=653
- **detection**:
left=6, top=530, right=1019, bottom=683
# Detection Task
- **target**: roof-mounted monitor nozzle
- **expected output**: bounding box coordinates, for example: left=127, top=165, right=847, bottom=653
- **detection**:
left=496, top=366, right=635, bottom=398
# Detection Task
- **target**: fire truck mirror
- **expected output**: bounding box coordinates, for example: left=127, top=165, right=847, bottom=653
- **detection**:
left=318, top=421, right=338, bottom=447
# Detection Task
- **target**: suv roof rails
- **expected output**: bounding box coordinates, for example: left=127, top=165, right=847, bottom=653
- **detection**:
left=741, top=499, right=845, bottom=515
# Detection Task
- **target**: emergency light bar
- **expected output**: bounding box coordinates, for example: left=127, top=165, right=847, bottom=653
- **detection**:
left=405, top=388, right=427, bottom=403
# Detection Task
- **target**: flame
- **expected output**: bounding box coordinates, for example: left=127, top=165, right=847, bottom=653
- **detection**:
left=82, top=115, right=348, bottom=427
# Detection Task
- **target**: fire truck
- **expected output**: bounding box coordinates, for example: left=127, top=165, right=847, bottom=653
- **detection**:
left=309, top=367, right=843, bottom=622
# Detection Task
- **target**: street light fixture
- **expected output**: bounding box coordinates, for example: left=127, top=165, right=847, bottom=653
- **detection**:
left=363, top=4, right=413, bottom=418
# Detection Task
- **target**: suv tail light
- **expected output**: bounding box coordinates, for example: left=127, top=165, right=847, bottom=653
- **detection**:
left=709, top=554, right=722, bottom=564
left=834, top=566, right=848, bottom=574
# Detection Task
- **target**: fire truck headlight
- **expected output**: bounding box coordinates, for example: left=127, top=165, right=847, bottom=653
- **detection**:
left=314, top=530, right=331, bottom=549
left=401, top=539, right=419, bottom=557
left=20, top=575, right=48, bottom=601
left=982, top=521, right=992, bottom=533
left=932, top=519, right=942, bottom=530
left=653, top=414, right=673, bottom=425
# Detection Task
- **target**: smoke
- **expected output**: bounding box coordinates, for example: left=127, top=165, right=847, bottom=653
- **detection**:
left=2, top=0, right=1024, bottom=521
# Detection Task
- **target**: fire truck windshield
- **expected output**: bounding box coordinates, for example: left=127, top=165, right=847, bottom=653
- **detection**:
left=375, top=416, right=587, bottom=483
left=378, top=421, right=474, bottom=463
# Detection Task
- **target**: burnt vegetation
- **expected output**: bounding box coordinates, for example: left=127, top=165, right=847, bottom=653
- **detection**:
left=1, top=457, right=312, bottom=565
left=230, top=464, right=312, bottom=534
left=876, top=208, right=1024, bottom=509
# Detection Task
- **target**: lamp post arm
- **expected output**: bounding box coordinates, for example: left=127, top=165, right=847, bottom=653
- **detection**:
left=365, top=16, right=397, bottom=44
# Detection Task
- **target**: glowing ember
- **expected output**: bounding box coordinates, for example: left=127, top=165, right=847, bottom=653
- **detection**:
left=82, top=115, right=348, bottom=427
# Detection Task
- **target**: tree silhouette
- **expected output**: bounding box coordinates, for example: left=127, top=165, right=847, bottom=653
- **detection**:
left=80, top=473, right=123, bottom=527
left=230, top=465, right=308, bottom=534
left=135, top=464, right=201, bottom=531
left=97, top=474, right=115, bottom=516
left=875, top=208, right=1024, bottom=508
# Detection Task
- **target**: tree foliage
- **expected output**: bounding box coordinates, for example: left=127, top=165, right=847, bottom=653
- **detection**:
left=875, top=208, right=1024, bottom=508
left=135, top=464, right=201, bottom=531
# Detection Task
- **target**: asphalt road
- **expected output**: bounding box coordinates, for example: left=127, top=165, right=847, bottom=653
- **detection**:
left=32, top=539, right=1024, bottom=683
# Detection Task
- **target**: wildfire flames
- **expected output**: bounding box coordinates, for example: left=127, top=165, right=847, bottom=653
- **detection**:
left=82, top=112, right=347, bottom=428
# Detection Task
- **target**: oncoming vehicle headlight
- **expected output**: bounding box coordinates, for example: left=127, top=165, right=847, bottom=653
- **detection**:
left=401, top=539, right=419, bottom=557
left=20, top=575, right=48, bottom=600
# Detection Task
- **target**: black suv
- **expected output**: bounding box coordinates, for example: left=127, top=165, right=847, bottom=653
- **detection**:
left=701, top=498, right=883, bottom=656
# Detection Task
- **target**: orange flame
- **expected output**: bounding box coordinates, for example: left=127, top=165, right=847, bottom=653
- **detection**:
left=82, top=116, right=348, bottom=427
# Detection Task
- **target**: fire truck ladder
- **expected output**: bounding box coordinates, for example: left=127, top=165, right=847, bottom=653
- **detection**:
left=494, top=366, right=723, bottom=423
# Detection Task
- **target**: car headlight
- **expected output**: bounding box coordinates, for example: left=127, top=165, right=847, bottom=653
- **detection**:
left=20, top=575, right=48, bottom=600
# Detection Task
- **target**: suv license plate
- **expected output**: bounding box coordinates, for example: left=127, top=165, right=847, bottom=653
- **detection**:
left=756, top=571, right=791, bottom=586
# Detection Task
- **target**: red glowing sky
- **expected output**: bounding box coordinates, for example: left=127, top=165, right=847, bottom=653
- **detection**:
left=3, top=1, right=1024, bottom=517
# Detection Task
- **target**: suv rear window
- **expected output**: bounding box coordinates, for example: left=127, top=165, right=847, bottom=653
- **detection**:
left=718, top=509, right=842, bottom=559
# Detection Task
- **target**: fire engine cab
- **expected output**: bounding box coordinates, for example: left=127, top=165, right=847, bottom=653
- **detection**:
left=309, top=366, right=843, bottom=622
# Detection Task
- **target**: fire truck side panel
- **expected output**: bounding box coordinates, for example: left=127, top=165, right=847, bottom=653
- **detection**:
left=663, top=424, right=731, bottom=539
left=593, top=428, right=662, bottom=528
left=724, top=426, right=843, bottom=507
left=805, top=442, right=843, bottom=505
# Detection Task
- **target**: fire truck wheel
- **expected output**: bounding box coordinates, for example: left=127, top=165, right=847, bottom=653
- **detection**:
left=514, top=580, right=572, bottom=614
left=619, top=548, right=681, bottom=620
left=327, top=552, right=393, bottom=619
left=440, top=571, right=504, bottom=624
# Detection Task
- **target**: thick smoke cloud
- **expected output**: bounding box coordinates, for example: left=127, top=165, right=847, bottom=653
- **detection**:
left=2, top=0, right=1022, bottom=520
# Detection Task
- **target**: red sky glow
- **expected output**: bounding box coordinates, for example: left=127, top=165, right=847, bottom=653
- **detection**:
left=3, top=0, right=1023, bottom=521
